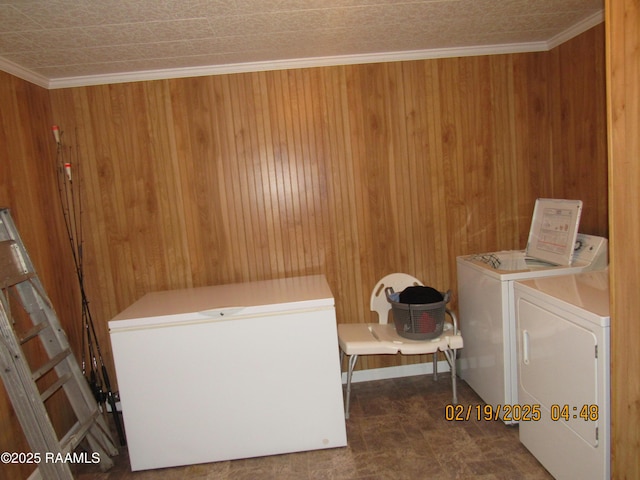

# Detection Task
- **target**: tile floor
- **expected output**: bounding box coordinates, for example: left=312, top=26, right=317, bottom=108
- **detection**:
left=74, top=375, right=553, bottom=479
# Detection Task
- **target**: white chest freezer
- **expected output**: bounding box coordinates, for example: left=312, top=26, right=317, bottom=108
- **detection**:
left=109, top=275, right=347, bottom=471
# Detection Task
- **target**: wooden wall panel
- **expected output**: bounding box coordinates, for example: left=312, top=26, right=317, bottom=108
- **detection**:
left=0, top=25, right=607, bottom=469
left=550, top=24, right=609, bottom=237
left=606, top=0, right=640, bottom=477
left=512, top=51, right=555, bottom=244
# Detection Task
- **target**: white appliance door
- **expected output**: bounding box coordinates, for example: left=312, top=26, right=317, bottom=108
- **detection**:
left=110, top=305, right=347, bottom=471
left=519, top=298, right=599, bottom=445
left=517, top=293, right=609, bottom=480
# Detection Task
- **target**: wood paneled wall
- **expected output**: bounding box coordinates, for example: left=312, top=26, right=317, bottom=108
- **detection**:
left=1, top=24, right=606, bottom=475
left=549, top=27, right=609, bottom=235
left=47, top=26, right=607, bottom=376
left=606, top=0, right=640, bottom=477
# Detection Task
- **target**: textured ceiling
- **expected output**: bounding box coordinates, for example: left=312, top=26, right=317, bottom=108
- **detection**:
left=0, top=0, right=604, bottom=89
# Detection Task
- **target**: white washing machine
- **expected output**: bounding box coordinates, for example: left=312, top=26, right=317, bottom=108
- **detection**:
left=456, top=199, right=608, bottom=422
left=514, top=270, right=610, bottom=480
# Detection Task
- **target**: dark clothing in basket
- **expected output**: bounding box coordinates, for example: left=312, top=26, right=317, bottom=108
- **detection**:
left=399, top=286, right=443, bottom=305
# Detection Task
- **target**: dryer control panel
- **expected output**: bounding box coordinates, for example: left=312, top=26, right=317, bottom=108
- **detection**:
left=573, top=234, right=608, bottom=270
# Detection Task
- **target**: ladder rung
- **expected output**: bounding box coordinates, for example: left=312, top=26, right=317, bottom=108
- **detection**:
left=40, top=372, right=72, bottom=402
left=0, top=240, right=33, bottom=289
left=19, top=322, right=48, bottom=344
left=31, top=348, right=72, bottom=382
left=59, top=408, right=100, bottom=454
left=0, top=273, right=33, bottom=289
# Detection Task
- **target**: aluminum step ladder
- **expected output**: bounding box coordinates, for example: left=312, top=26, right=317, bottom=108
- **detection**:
left=0, top=208, right=118, bottom=480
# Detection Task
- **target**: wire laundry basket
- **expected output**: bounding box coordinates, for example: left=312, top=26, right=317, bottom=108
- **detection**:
left=385, top=287, right=450, bottom=340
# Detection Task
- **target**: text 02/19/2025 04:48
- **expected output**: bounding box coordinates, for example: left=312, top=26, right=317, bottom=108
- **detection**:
left=445, top=404, right=600, bottom=422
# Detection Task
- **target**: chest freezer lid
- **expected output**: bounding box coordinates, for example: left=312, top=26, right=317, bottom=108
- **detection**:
left=109, top=275, right=334, bottom=329
left=525, top=198, right=582, bottom=266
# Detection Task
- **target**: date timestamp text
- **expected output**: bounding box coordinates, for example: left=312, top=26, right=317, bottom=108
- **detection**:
left=445, top=404, right=600, bottom=422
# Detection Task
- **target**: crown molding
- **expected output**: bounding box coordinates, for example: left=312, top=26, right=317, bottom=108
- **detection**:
left=0, top=57, right=49, bottom=89
left=47, top=41, right=549, bottom=89
left=546, top=10, right=604, bottom=49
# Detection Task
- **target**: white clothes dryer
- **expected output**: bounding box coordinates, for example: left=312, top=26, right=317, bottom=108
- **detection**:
left=514, top=270, right=610, bottom=480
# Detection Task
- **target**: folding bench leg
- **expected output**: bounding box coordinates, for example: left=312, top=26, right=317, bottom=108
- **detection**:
left=442, top=347, right=458, bottom=404
left=344, top=354, right=359, bottom=419
left=433, top=353, right=438, bottom=381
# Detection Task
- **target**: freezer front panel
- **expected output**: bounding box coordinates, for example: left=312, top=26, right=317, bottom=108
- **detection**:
left=110, top=301, right=346, bottom=470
